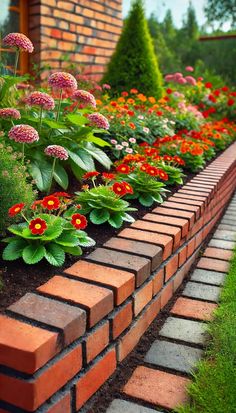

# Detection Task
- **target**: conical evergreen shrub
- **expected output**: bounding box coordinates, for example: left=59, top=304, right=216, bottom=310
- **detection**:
left=103, top=0, right=163, bottom=98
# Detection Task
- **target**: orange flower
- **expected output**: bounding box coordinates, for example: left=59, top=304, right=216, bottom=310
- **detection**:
left=129, top=122, right=136, bottom=129
left=127, top=98, right=135, bottom=105
left=148, top=96, right=156, bottom=104
left=130, top=88, right=138, bottom=94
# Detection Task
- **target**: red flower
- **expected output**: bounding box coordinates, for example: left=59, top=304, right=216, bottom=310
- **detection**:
left=163, top=155, right=173, bottom=162
left=221, top=86, right=229, bottom=92
left=71, top=213, right=87, bottom=229
left=227, top=99, right=235, bottom=106
left=116, top=164, right=130, bottom=174
left=112, top=182, right=127, bottom=196
left=205, top=82, right=212, bottom=89
left=146, top=166, right=159, bottom=176
left=52, top=192, right=71, bottom=198
left=158, top=170, right=169, bottom=181
left=102, top=172, right=116, bottom=180
left=29, top=218, right=47, bottom=235
left=173, top=156, right=185, bottom=165
left=122, top=181, right=133, bottom=194
left=166, top=88, right=173, bottom=95
left=42, top=196, right=60, bottom=210
left=121, top=91, right=129, bottom=97
left=8, top=203, right=25, bottom=217
left=83, top=171, right=100, bottom=180
left=130, top=88, right=138, bottom=94
left=129, top=122, right=136, bottom=129
left=140, top=163, right=150, bottom=172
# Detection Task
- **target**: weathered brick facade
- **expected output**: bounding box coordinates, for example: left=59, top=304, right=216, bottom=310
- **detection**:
left=28, top=0, right=123, bottom=80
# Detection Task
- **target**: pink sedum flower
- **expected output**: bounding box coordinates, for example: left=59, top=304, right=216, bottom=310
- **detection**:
left=185, top=76, right=197, bottom=86
left=87, top=113, right=110, bottom=130
left=25, top=91, right=55, bottom=110
left=72, top=89, right=96, bottom=107
left=164, top=74, right=175, bottom=82
left=44, top=145, right=69, bottom=160
left=0, top=108, right=21, bottom=120
left=185, top=66, right=194, bottom=72
left=8, top=124, right=39, bottom=143
left=102, top=83, right=111, bottom=90
left=3, top=33, right=34, bottom=52
left=48, top=72, right=77, bottom=90
left=178, top=78, right=187, bottom=85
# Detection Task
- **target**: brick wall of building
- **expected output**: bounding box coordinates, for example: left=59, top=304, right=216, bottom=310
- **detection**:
left=28, top=0, right=123, bottom=80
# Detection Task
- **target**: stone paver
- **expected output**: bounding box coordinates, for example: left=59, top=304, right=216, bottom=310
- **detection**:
left=171, top=297, right=217, bottom=321
left=213, top=230, right=236, bottom=241
left=183, top=281, right=220, bottom=302
left=106, top=399, right=159, bottom=413
left=159, top=317, right=207, bottom=345
left=123, top=366, right=191, bottom=410
left=218, top=224, right=236, bottom=232
left=191, top=269, right=225, bottom=286
left=197, top=257, right=229, bottom=273
left=145, top=340, right=203, bottom=374
left=223, top=214, right=236, bottom=221
left=203, top=247, right=233, bottom=261
left=209, top=239, right=235, bottom=250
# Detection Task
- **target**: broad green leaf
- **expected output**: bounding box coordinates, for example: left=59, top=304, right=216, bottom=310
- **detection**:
left=55, top=232, right=79, bottom=246
left=139, top=194, right=154, bottom=207
left=108, top=213, right=123, bottom=228
left=84, top=143, right=112, bottom=169
left=87, top=135, right=111, bottom=147
left=43, top=119, right=68, bottom=129
left=53, top=163, right=69, bottom=190
left=66, top=114, right=88, bottom=126
left=2, top=239, right=27, bottom=261
left=8, top=222, right=28, bottom=236
left=68, top=150, right=91, bottom=171
left=22, top=244, right=46, bottom=264
left=70, top=160, right=84, bottom=179
left=44, top=243, right=65, bottom=266
left=122, top=213, right=135, bottom=223
left=89, top=209, right=110, bottom=224
left=77, top=236, right=96, bottom=247
left=29, top=159, right=52, bottom=192
left=63, top=245, right=82, bottom=256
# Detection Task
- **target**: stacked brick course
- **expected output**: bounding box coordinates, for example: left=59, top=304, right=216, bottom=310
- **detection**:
left=0, top=142, right=236, bottom=412
left=28, top=0, right=123, bottom=80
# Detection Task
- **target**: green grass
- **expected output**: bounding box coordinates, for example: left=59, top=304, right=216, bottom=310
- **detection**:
left=176, top=248, right=236, bottom=413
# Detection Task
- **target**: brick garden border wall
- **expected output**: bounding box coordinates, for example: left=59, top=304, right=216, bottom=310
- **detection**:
left=28, top=0, right=123, bottom=81
left=0, top=142, right=236, bottom=412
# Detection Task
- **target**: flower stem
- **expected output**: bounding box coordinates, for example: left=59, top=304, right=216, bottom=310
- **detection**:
left=22, top=142, right=25, bottom=164
left=47, top=157, right=56, bottom=195
left=56, top=89, right=63, bottom=122
left=39, top=106, right=43, bottom=132
left=14, top=50, right=20, bottom=76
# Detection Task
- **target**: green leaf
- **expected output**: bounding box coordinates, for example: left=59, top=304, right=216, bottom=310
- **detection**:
left=84, top=143, right=112, bottom=169
left=108, top=213, right=123, bottom=228
left=122, top=213, right=135, bottom=223
left=55, top=232, right=79, bottom=246
left=63, top=245, right=82, bottom=256
left=68, top=150, right=92, bottom=171
left=43, top=119, right=68, bottom=129
left=139, top=194, right=154, bottom=207
left=87, top=135, right=111, bottom=147
left=44, top=243, right=65, bottom=266
left=77, top=236, right=96, bottom=247
left=2, top=239, right=27, bottom=261
left=8, top=222, right=28, bottom=237
left=53, top=163, right=69, bottom=190
left=22, top=244, right=46, bottom=264
left=89, top=209, right=110, bottom=224
left=29, top=159, right=52, bottom=192
left=66, top=114, right=88, bottom=126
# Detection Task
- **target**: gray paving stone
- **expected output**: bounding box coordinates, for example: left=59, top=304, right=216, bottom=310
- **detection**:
left=209, top=239, right=235, bottom=250
left=222, top=215, right=236, bottom=222
left=159, top=317, right=207, bottom=345
left=191, top=269, right=225, bottom=286
left=106, top=399, right=159, bottom=413
left=183, top=281, right=220, bottom=302
left=145, top=340, right=203, bottom=374
left=225, top=209, right=236, bottom=215
left=218, top=224, right=236, bottom=232
left=221, top=219, right=236, bottom=226
left=213, top=230, right=236, bottom=242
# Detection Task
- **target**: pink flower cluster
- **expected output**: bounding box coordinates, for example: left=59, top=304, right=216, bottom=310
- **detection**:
left=26, top=91, right=55, bottom=110
left=8, top=125, right=39, bottom=143
left=44, top=145, right=69, bottom=160
left=0, top=108, right=21, bottom=120
left=87, top=113, right=110, bottom=130
left=165, top=72, right=197, bottom=86
left=72, top=90, right=96, bottom=107
left=48, top=72, right=77, bottom=90
left=3, top=33, right=34, bottom=53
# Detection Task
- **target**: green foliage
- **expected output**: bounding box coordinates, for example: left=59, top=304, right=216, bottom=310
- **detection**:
left=175, top=247, right=236, bottom=413
left=156, top=164, right=185, bottom=186
left=103, top=0, right=163, bottom=98
left=124, top=172, right=168, bottom=207
left=75, top=186, right=136, bottom=228
left=0, top=143, right=35, bottom=235
left=204, top=0, right=236, bottom=29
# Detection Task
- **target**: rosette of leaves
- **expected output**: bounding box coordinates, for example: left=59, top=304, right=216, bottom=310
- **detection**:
left=2, top=213, right=95, bottom=266
left=73, top=186, right=136, bottom=228
left=155, top=163, right=185, bottom=185
left=124, top=172, right=168, bottom=207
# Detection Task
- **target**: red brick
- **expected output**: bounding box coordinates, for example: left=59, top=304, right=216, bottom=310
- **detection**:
left=161, top=201, right=201, bottom=219
left=152, top=268, right=164, bottom=296
left=195, top=230, right=203, bottom=248
left=123, top=366, right=190, bottom=410
left=0, top=345, right=82, bottom=411
left=143, top=213, right=189, bottom=237
left=76, top=349, right=116, bottom=410
left=112, top=302, right=133, bottom=339
left=86, top=322, right=109, bottom=363
left=179, top=246, right=187, bottom=266
left=118, top=228, right=173, bottom=261
left=47, top=393, right=71, bottom=413
left=131, top=220, right=181, bottom=249
left=187, top=237, right=196, bottom=258
left=203, top=247, right=233, bottom=261
left=165, top=254, right=179, bottom=281
left=197, top=257, right=229, bottom=273
left=174, top=193, right=207, bottom=202
left=161, top=282, right=173, bottom=308
left=50, top=28, right=62, bottom=38
left=178, top=189, right=209, bottom=199
left=171, top=297, right=218, bottom=321
left=87, top=248, right=151, bottom=288
left=118, top=297, right=161, bottom=361
left=134, top=281, right=153, bottom=316
left=173, top=266, right=186, bottom=292
left=169, top=195, right=205, bottom=208
left=0, top=315, right=59, bottom=374
left=64, top=260, right=134, bottom=305
left=37, top=276, right=113, bottom=327
left=103, top=237, right=163, bottom=271
left=153, top=206, right=195, bottom=227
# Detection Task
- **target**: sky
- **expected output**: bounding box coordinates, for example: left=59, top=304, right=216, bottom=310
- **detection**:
left=123, top=0, right=231, bottom=30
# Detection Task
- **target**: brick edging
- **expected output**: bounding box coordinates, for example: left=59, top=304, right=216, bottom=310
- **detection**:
left=0, top=143, right=236, bottom=412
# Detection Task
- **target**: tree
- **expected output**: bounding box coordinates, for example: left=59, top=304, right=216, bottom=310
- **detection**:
left=103, top=0, right=163, bottom=97
left=204, top=0, right=236, bottom=28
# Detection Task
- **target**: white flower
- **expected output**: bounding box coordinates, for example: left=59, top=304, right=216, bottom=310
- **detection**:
left=143, top=127, right=150, bottom=134
left=122, top=141, right=129, bottom=147
left=129, top=138, right=136, bottom=143
left=125, top=148, right=133, bottom=153
left=115, top=144, right=123, bottom=150
left=111, top=139, right=117, bottom=144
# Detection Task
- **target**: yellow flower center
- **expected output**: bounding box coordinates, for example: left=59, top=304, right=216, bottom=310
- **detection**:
left=35, top=224, right=42, bottom=229
left=117, top=187, right=122, bottom=191
left=76, top=219, right=81, bottom=225
left=48, top=200, right=54, bottom=205
left=14, top=207, right=20, bottom=212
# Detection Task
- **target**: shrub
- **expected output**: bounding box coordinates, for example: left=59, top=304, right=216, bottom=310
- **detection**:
left=0, top=143, right=36, bottom=235
left=103, top=0, right=163, bottom=98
